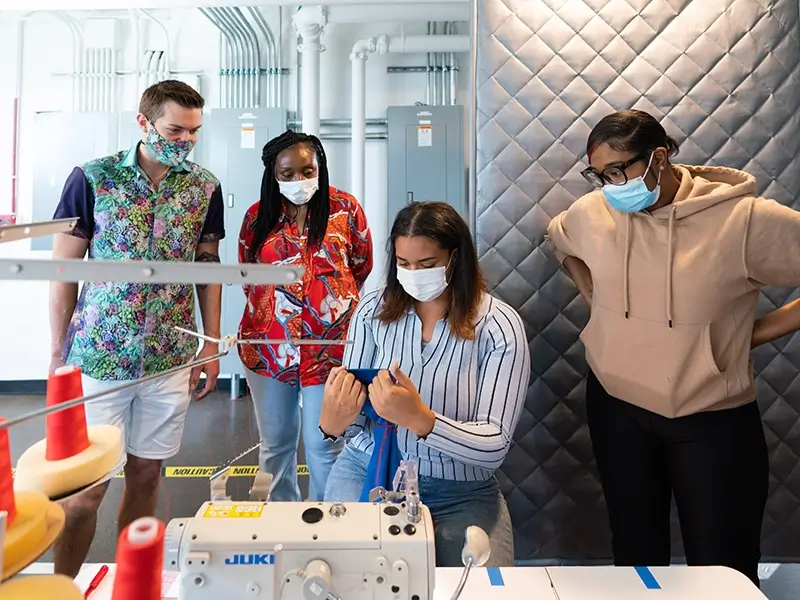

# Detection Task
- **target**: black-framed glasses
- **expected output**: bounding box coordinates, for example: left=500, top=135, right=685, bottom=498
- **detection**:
left=581, top=152, right=650, bottom=188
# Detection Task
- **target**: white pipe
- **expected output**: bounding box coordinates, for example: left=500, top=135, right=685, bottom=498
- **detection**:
left=388, top=34, right=469, bottom=54
left=326, top=3, right=469, bottom=22
left=87, top=48, right=95, bottom=111
left=138, top=9, right=170, bottom=77
left=294, top=6, right=326, bottom=136
left=351, top=52, right=367, bottom=205
left=147, top=50, right=157, bottom=87
left=105, top=48, right=111, bottom=111
left=53, top=12, right=81, bottom=111
left=150, top=50, right=159, bottom=85
left=110, top=47, right=117, bottom=111
left=99, top=48, right=106, bottom=111
left=350, top=33, right=470, bottom=247
left=129, top=10, right=141, bottom=99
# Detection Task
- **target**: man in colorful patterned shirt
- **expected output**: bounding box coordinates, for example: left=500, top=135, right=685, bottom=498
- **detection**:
left=48, top=80, right=225, bottom=577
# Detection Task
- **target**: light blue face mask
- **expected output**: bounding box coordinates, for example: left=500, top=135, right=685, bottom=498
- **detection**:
left=602, top=152, right=662, bottom=213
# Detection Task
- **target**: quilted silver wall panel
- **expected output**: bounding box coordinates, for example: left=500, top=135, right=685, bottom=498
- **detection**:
left=475, top=0, right=800, bottom=561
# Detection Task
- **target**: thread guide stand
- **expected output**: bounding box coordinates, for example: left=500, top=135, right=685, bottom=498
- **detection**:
left=0, top=217, right=330, bottom=590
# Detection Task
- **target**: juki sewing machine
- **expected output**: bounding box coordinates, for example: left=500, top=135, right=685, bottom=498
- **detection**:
left=163, top=461, right=490, bottom=600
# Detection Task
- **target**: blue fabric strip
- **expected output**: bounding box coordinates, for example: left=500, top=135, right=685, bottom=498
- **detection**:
left=487, top=567, right=504, bottom=586
left=359, top=399, right=402, bottom=503
left=634, top=566, right=661, bottom=589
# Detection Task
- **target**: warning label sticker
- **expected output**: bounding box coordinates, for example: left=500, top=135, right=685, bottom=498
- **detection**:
left=203, top=503, right=265, bottom=519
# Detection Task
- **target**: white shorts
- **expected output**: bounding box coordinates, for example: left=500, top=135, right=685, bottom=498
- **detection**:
left=81, top=370, right=192, bottom=461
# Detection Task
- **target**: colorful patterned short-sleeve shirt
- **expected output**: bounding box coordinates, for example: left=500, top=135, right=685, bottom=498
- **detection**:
left=237, top=188, right=373, bottom=387
left=54, top=144, right=225, bottom=381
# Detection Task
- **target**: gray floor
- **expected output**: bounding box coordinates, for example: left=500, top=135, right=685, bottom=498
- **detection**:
left=3, top=390, right=799, bottom=598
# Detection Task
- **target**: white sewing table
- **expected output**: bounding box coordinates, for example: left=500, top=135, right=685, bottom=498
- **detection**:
left=22, top=562, right=768, bottom=599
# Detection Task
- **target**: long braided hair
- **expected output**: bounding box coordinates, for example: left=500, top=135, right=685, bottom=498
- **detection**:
left=249, top=130, right=331, bottom=261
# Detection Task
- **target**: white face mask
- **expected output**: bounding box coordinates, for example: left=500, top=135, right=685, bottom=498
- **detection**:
left=278, top=177, right=319, bottom=206
left=397, top=265, right=449, bottom=303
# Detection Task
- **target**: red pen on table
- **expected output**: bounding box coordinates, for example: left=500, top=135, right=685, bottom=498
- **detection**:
left=84, top=564, right=109, bottom=599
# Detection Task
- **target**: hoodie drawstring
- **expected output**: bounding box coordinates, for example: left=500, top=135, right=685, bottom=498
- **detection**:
left=666, top=206, right=676, bottom=328
left=623, top=214, right=631, bottom=319
left=622, top=207, right=676, bottom=328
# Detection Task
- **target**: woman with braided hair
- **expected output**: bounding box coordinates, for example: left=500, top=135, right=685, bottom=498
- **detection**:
left=238, top=130, right=373, bottom=501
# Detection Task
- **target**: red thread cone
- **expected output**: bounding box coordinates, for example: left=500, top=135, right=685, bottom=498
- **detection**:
left=45, top=366, right=90, bottom=461
left=112, top=517, right=165, bottom=600
left=0, top=418, right=17, bottom=525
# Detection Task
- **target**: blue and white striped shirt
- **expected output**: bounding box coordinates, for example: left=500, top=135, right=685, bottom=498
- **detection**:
left=344, top=288, right=531, bottom=481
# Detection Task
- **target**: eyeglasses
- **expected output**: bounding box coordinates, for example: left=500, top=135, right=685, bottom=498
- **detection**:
left=581, top=152, right=649, bottom=188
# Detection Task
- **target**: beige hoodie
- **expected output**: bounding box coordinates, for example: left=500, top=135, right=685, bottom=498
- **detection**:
left=546, top=164, right=800, bottom=418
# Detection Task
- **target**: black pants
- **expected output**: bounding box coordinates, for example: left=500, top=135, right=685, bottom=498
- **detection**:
left=586, top=371, right=768, bottom=587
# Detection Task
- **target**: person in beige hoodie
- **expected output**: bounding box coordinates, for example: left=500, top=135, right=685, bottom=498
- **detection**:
left=546, top=109, right=800, bottom=587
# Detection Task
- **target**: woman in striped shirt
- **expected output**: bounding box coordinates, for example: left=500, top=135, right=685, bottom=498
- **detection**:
left=319, top=201, right=530, bottom=567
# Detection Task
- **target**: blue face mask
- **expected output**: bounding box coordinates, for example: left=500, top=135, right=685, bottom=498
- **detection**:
left=602, top=153, right=662, bottom=213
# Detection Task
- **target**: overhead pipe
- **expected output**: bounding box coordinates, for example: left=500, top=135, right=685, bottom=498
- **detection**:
left=199, top=7, right=233, bottom=108
left=138, top=9, right=170, bottom=78
left=110, top=47, right=117, bottom=111
left=432, top=23, right=440, bottom=105
left=86, top=48, right=95, bottom=111
left=146, top=50, right=158, bottom=87
left=439, top=22, right=446, bottom=105
left=53, top=12, right=83, bottom=110
left=99, top=48, right=107, bottom=111
left=224, top=8, right=255, bottom=106
left=129, top=10, right=142, bottom=97
left=209, top=7, right=241, bottom=106
left=326, top=3, right=469, bottom=23
left=233, top=7, right=262, bottom=107
left=248, top=6, right=277, bottom=107
left=425, top=23, right=432, bottom=106
left=294, top=6, right=327, bottom=136
left=350, top=33, right=470, bottom=249
left=212, top=7, right=246, bottom=106
left=449, top=22, right=457, bottom=104
left=221, top=8, right=250, bottom=106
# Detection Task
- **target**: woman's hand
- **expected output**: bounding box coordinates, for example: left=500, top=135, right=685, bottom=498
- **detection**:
left=320, top=367, right=366, bottom=437
left=563, top=256, right=593, bottom=306
left=369, top=363, right=435, bottom=438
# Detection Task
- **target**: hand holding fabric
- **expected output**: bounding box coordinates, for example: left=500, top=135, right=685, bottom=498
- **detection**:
left=368, top=362, right=435, bottom=438
left=320, top=367, right=367, bottom=437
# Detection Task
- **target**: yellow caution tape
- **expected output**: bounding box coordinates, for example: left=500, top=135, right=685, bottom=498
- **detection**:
left=11, top=465, right=309, bottom=479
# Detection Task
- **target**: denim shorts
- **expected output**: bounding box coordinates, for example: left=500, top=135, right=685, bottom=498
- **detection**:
left=324, top=443, right=514, bottom=567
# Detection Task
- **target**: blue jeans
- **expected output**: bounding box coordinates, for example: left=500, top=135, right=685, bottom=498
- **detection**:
left=245, top=370, right=344, bottom=502
left=324, top=444, right=514, bottom=567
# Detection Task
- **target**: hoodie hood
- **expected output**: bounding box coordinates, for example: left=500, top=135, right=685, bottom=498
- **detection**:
left=619, top=164, right=757, bottom=327
left=650, top=164, right=757, bottom=220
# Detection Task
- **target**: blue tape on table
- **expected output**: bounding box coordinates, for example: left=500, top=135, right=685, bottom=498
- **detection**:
left=634, top=566, right=661, bottom=589
left=487, top=567, right=504, bottom=586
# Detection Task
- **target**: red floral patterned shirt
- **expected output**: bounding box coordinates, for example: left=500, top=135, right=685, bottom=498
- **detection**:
left=237, top=187, right=373, bottom=386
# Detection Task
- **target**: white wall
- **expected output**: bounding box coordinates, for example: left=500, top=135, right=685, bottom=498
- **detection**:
left=0, top=8, right=470, bottom=380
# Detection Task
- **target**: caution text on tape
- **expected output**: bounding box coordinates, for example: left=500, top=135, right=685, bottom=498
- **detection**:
left=10, top=464, right=309, bottom=479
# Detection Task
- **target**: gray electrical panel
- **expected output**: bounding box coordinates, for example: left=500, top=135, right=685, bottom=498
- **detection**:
left=386, top=105, right=466, bottom=229
left=203, top=107, right=287, bottom=377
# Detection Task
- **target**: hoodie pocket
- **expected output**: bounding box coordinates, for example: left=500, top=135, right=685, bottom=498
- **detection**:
left=580, top=304, right=727, bottom=417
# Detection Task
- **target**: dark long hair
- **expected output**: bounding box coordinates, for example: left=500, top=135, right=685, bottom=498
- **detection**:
left=587, top=109, right=681, bottom=160
left=379, top=202, right=486, bottom=340
left=248, top=130, right=331, bottom=261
